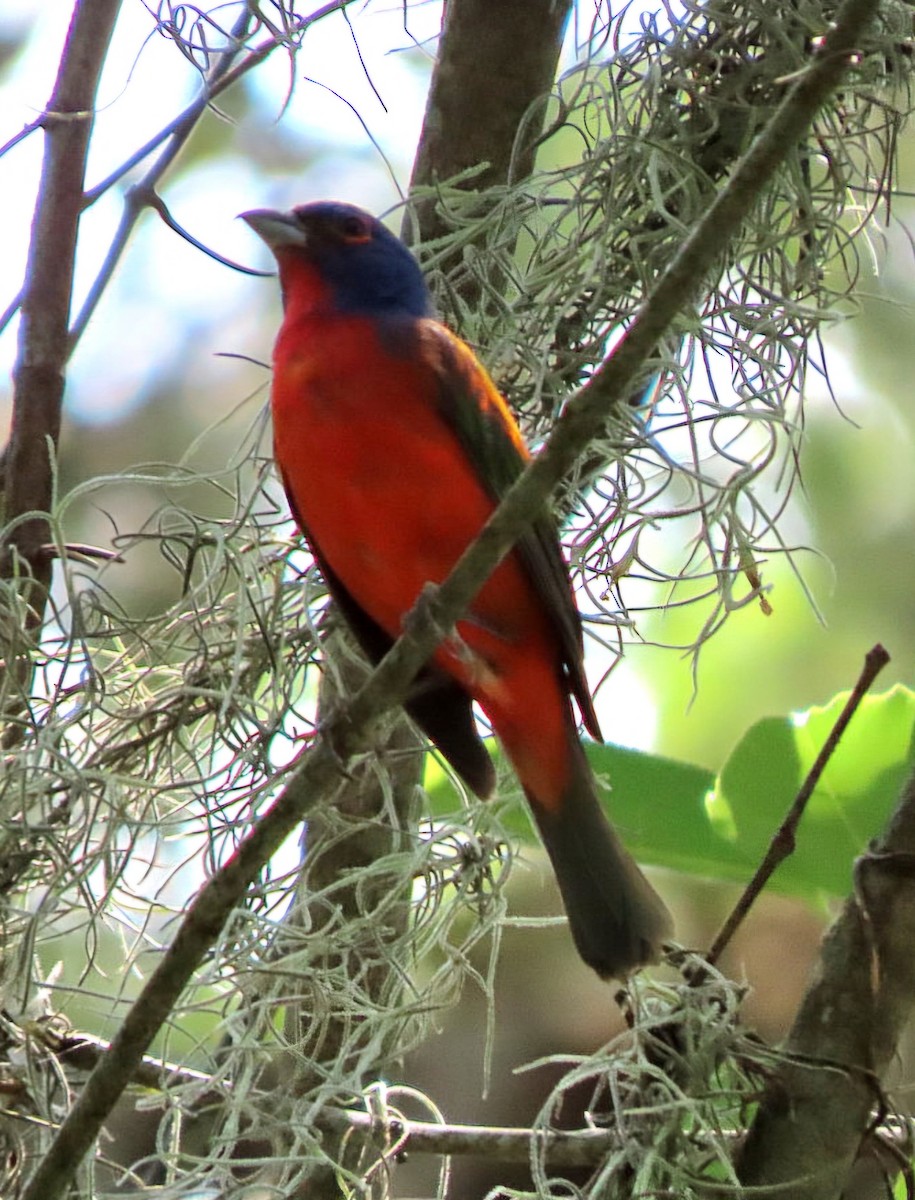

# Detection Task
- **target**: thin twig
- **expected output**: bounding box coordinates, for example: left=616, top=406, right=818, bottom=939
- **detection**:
left=52, top=1032, right=621, bottom=1168
left=319, top=1105, right=619, bottom=1167
left=0, top=118, right=43, bottom=160
left=54, top=1032, right=223, bottom=1100
left=67, top=0, right=351, bottom=347
left=39, top=541, right=125, bottom=565
left=0, top=288, right=23, bottom=340
left=707, top=642, right=891, bottom=965
left=149, top=192, right=273, bottom=275
left=67, top=5, right=254, bottom=347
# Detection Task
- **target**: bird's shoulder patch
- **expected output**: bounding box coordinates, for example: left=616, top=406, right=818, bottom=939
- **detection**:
left=413, top=320, right=530, bottom=463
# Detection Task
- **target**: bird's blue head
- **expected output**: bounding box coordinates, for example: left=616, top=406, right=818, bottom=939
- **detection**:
left=241, top=200, right=432, bottom=319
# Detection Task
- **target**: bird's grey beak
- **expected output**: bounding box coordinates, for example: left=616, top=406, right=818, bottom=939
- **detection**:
left=239, top=208, right=306, bottom=251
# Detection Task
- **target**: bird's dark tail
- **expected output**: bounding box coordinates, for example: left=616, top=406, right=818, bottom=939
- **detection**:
left=525, top=730, right=672, bottom=980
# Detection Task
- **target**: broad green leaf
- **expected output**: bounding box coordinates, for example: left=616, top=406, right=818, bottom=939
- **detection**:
left=714, top=685, right=915, bottom=899
left=424, top=686, right=915, bottom=901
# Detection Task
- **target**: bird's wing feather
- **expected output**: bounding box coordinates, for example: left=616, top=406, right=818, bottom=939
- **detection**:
left=418, top=321, right=602, bottom=741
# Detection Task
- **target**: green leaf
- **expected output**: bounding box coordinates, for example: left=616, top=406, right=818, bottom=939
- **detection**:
left=585, top=742, right=722, bottom=876
left=423, top=686, right=915, bottom=902
left=714, top=685, right=915, bottom=899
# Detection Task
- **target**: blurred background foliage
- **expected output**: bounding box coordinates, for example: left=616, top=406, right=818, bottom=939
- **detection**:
left=1, top=2, right=914, bottom=1196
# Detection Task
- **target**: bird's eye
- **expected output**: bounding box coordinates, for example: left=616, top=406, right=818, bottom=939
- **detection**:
left=339, top=214, right=372, bottom=243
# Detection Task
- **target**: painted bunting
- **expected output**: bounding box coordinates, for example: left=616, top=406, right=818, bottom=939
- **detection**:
left=242, top=200, right=671, bottom=979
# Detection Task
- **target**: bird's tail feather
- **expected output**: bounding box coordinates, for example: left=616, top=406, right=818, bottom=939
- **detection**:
left=526, top=735, right=672, bottom=980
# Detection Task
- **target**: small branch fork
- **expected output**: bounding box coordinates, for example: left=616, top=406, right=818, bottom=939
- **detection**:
left=707, top=643, right=891, bottom=965
left=0, top=3, right=352, bottom=344
left=18, top=1, right=884, bottom=1196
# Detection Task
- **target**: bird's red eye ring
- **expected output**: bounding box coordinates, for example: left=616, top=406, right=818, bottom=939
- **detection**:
left=340, top=215, right=372, bottom=243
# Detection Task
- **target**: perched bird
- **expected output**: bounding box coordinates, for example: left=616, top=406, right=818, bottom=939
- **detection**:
left=242, top=200, right=672, bottom=979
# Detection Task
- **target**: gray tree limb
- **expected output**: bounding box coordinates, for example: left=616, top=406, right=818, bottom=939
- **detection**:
left=738, top=769, right=915, bottom=1198
left=3, top=0, right=121, bottom=653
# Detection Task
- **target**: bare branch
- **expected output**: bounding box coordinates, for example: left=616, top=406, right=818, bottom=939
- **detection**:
left=49, top=1032, right=630, bottom=1168
left=68, top=1, right=352, bottom=347
left=4, top=0, right=121, bottom=596
left=67, top=4, right=255, bottom=347
left=738, top=768, right=915, bottom=1197
left=319, top=1104, right=621, bottom=1168
left=708, top=643, right=892, bottom=964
